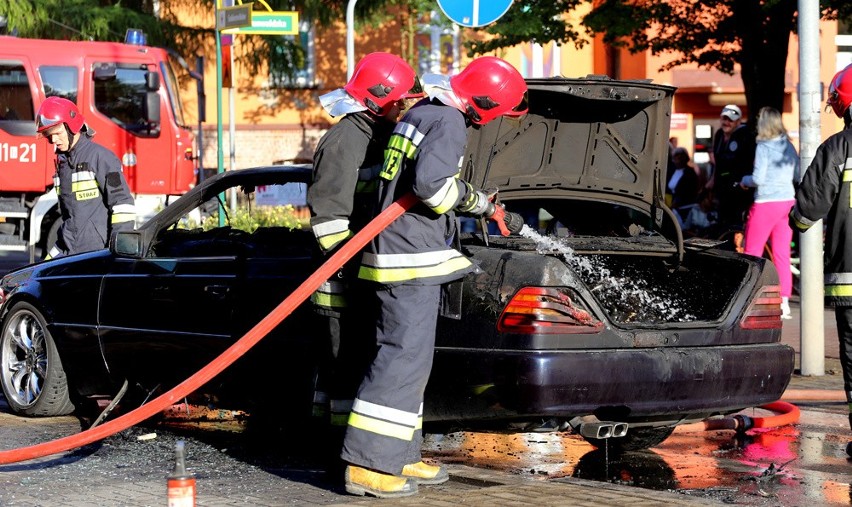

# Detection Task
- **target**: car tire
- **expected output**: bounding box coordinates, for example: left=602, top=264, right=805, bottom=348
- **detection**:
left=582, top=425, right=674, bottom=452
left=0, top=302, right=75, bottom=416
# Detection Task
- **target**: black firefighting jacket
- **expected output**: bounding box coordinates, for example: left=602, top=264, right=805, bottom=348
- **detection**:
left=308, top=111, right=394, bottom=253
left=790, top=126, right=852, bottom=306
left=307, top=111, right=394, bottom=312
left=49, top=133, right=135, bottom=258
left=358, top=99, right=481, bottom=286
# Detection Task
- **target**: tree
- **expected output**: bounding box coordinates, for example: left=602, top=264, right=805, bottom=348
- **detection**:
left=470, top=0, right=852, bottom=125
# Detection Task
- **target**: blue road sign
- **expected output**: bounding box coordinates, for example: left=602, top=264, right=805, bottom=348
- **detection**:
left=437, top=0, right=514, bottom=28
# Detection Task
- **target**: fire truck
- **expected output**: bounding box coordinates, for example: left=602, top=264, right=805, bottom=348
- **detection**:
left=0, top=32, right=199, bottom=262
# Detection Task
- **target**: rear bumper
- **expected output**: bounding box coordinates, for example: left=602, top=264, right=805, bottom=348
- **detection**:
left=426, top=344, right=795, bottom=422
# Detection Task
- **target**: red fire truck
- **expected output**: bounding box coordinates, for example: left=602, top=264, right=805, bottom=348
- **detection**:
left=0, top=33, right=198, bottom=261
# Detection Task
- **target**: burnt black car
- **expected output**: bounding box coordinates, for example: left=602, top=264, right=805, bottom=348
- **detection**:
left=0, top=77, right=793, bottom=451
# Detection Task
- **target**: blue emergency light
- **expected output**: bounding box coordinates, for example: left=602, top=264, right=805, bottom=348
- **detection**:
left=124, top=29, right=147, bottom=46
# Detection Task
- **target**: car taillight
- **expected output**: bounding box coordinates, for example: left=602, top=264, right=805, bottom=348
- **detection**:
left=740, top=284, right=782, bottom=329
left=497, top=287, right=603, bottom=334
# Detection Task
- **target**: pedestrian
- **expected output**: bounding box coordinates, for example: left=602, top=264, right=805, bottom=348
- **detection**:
left=738, top=107, right=799, bottom=319
left=340, top=56, right=528, bottom=498
left=708, top=104, right=756, bottom=232
left=35, top=96, right=136, bottom=259
left=789, top=63, right=852, bottom=456
left=666, top=146, right=700, bottom=225
left=305, top=52, right=423, bottom=465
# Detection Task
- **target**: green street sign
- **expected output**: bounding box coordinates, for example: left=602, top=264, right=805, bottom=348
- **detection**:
left=223, top=11, right=299, bottom=35
left=217, top=3, right=253, bottom=31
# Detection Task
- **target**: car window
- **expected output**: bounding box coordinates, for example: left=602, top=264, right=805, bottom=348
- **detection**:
left=151, top=181, right=312, bottom=258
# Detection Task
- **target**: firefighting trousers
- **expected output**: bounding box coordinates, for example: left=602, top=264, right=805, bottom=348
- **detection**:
left=340, top=283, right=440, bottom=475
left=836, top=306, right=852, bottom=430
left=329, top=283, right=380, bottom=428
left=312, top=279, right=379, bottom=426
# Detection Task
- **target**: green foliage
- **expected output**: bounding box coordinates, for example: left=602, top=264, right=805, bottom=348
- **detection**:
left=191, top=205, right=306, bottom=232
left=465, top=0, right=586, bottom=56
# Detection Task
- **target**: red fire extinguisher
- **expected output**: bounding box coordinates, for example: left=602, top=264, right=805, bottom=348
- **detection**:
left=167, top=440, right=196, bottom=507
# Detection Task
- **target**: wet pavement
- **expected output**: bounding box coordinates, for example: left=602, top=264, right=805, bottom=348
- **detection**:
left=0, top=251, right=850, bottom=506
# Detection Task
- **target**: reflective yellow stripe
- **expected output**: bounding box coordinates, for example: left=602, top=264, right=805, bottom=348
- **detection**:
left=844, top=170, right=852, bottom=208
left=111, top=213, right=135, bottom=224
left=311, top=291, right=348, bottom=308
left=348, top=412, right=415, bottom=440
left=71, top=180, right=99, bottom=192
left=381, top=122, right=424, bottom=181
left=423, top=177, right=460, bottom=214
left=318, top=230, right=352, bottom=251
left=471, top=383, right=495, bottom=395
left=331, top=413, right=349, bottom=427
left=359, top=256, right=472, bottom=283
left=826, top=285, right=852, bottom=297
left=381, top=146, right=405, bottom=181
left=415, top=416, right=422, bottom=431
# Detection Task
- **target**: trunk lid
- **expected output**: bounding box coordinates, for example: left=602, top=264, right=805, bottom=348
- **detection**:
left=462, top=76, right=679, bottom=256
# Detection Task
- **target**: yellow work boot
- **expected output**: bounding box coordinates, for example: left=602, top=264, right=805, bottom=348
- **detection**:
left=402, top=461, right=449, bottom=485
left=344, top=465, right=418, bottom=498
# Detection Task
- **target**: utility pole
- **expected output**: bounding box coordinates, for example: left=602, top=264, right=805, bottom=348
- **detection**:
left=347, top=0, right=358, bottom=79
left=797, top=0, right=825, bottom=376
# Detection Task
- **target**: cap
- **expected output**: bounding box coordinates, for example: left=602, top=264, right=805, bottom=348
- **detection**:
left=721, top=104, right=742, bottom=121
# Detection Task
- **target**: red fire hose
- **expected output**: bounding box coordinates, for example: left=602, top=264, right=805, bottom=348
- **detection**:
left=678, top=401, right=800, bottom=433
left=0, top=192, right=419, bottom=464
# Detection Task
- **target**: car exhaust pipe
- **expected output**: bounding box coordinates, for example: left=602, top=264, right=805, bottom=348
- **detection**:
left=570, top=416, right=629, bottom=439
left=611, top=422, right=628, bottom=437
left=579, top=422, right=615, bottom=439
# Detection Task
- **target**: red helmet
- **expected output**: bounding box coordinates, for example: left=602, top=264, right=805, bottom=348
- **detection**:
left=450, top=56, right=529, bottom=125
left=36, top=96, right=85, bottom=135
left=828, top=64, right=852, bottom=118
left=344, top=52, right=423, bottom=116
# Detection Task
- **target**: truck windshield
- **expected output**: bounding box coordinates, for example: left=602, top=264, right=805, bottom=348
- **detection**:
left=162, top=58, right=188, bottom=129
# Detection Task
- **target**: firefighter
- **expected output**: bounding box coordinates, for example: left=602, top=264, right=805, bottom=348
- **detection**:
left=35, top=96, right=135, bottom=259
left=306, top=53, right=423, bottom=459
left=341, top=56, right=528, bottom=498
left=789, top=63, right=852, bottom=456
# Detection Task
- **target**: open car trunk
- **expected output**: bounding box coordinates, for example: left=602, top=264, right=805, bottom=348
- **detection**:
left=462, top=76, right=682, bottom=260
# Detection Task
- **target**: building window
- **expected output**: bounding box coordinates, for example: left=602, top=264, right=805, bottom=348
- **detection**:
left=270, top=20, right=316, bottom=89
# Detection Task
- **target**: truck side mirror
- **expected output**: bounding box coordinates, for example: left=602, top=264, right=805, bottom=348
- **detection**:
left=145, top=71, right=160, bottom=91
left=143, top=91, right=161, bottom=132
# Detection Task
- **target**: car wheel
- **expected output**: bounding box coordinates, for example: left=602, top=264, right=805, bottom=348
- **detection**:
left=582, top=425, right=674, bottom=452
left=0, top=302, right=75, bottom=416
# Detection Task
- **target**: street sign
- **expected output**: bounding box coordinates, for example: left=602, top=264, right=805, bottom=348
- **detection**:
left=223, top=11, right=299, bottom=35
left=217, top=3, right=253, bottom=31
left=436, top=0, right=513, bottom=28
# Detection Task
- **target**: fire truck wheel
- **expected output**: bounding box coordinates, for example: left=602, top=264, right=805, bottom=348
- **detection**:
left=0, top=302, right=75, bottom=416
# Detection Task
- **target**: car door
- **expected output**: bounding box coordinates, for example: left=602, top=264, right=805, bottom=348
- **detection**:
left=96, top=232, right=240, bottom=389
